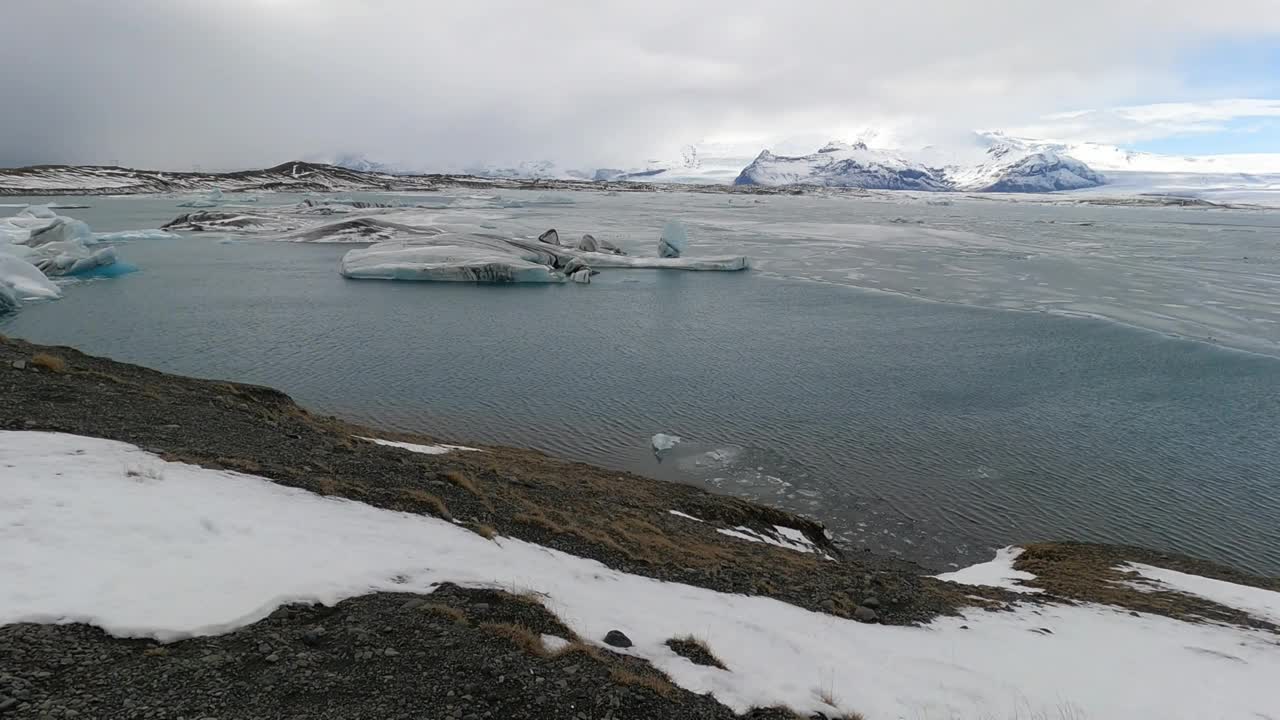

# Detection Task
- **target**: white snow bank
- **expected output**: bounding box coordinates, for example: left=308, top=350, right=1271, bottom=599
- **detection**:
left=359, top=436, right=481, bottom=455
left=651, top=433, right=682, bottom=451
left=1121, top=562, right=1280, bottom=626
left=934, top=546, right=1043, bottom=594
left=5, top=431, right=1279, bottom=720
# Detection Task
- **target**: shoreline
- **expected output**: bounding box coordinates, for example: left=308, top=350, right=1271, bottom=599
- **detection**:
left=3, top=336, right=1278, bottom=718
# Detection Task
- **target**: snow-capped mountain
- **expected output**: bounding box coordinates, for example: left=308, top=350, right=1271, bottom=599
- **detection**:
left=734, top=142, right=952, bottom=190
left=943, top=139, right=1106, bottom=192
left=731, top=139, right=1105, bottom=193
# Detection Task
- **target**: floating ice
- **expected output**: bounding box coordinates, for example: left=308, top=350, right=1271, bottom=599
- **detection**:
left=0, top=206, right=127, bottom=295
left=340, top=237, right=569, bottom=283
left=538, top=228, right=560, bottom=246
left=659, top=220, right=689, bottom=258
left=651, top=433, right=682, bottom=451
left=177, top=189, right=224, bottom=208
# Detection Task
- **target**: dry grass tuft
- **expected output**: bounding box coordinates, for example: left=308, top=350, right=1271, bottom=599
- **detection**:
left=514, top=510, right=566, bottom=535
left=142, top=646, right=170, bottom=657
left=665, top=635, right=726, bottom=670
left=419, top=603, right=467, bottom=623
left=443, top=469, right=480, bottom=495
left=608, top=666, right=676, bottom=697
left=471, top=522, right=497, bottom=540
left=399, top=487, right=451, bottom=520
left=216, top=456, right=260, bottom=473
left=479, top=622, right=549, bottom=657
left=30, top=353, right=67, bottom=372
left=315, top=477, right=339, bottom=495
left=552, top=638, right=604, bottom=661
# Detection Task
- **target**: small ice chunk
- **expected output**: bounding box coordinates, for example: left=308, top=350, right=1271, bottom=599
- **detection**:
left=538, top=228, right=560, bottom=246
left=658, top=221, right=689, bottom=258
left=651, top=433, right=682, bottom=452
left=578, top=234, right=598, bottom=252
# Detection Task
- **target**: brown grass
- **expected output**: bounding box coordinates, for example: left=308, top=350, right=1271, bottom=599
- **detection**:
left=479, top=622, right=549, bottom=657
left=551, top=638, right=604, bottom=661
left=665, top=635, right=726, bottom=670
left=608, top=667, right=676, bottom=697
left=315, top=477, right=339, bottom=495
left=216, top=456, right=260, bottom=473
left=400, top=487, right=451, bottom=520
left=419, top=603, right=468, bottom=623
left=471, top=522, right=497, bottom=540
left=142, top=646, right=170, bottom=657
left=443, top=469, right=480, bottom=495
left=30, top=353, right=67, bottom=372
left=514, top=510, right=566, bottom=534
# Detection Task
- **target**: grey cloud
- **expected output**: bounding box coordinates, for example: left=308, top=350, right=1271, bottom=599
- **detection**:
left=2, top=0, right=1278, bottom=169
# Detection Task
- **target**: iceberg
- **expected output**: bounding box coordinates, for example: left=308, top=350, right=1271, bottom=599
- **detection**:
left=659, top=221, right=689, bottom=258
left=0, top=204, right=137, bottom=311
left=340, top=237, right=568, bottom=283
left=340, top=226, right=749, bottom=285
left=177, top=189, right=224, bottom=208
left=0, top=251, right=62, bottom=310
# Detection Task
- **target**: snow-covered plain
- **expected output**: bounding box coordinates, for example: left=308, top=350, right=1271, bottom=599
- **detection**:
left=4, top=431, right=1278, bottom=719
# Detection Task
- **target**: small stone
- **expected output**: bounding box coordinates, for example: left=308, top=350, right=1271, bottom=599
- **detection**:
left=265, top=654, right=280, bottom=663
left=861, top=596, right=881, bottom=609
left=0, top=697, right=16, bottom=712
left=10, top=360, right=26, bottom=370
left=400, top=599, right=427, bottom=611
left=853, top=606, right=879, bottom=623
left=384, top=648, right=400, bottom=657
left=257, top=643, right=271, bottom=654
left=819, top=599, right=837, bottom=613
left=603, top=630, right=632, bottom=648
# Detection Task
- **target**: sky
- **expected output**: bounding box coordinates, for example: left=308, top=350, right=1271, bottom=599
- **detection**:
left=2, top=0, right=1279, bottom=170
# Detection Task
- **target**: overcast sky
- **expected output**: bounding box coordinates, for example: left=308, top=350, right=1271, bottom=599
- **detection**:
left=3, top=0, right=1279, bottom=170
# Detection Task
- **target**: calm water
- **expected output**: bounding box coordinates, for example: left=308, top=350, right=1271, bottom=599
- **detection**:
left=4, top=193, right=1279, bottom=574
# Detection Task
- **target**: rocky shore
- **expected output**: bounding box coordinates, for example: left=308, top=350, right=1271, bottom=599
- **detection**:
left=2, top=336, right=1276, bottom=719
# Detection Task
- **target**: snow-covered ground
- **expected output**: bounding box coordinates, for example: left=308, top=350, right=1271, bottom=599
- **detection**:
left=4, top=431, right=1278, bottom=719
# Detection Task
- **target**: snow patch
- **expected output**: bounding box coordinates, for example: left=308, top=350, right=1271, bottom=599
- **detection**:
left=1121, top=562, right=1280, bottom=626
left=668, top=510, right=704, bottom=523
left=359, top=436, right=480, bottom=455
left=935, top=546, right=1043, bottom=594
